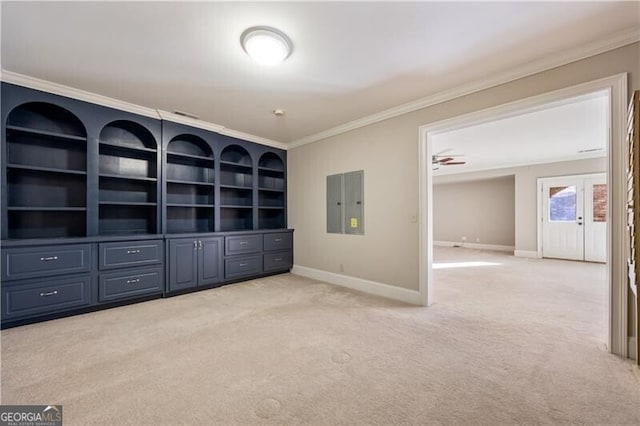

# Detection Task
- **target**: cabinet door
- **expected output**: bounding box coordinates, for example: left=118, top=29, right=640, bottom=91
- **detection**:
left=198, top=237, right=223, bottom=286
left=168, top=239, right=198, bottom=292
left=344, top=170, right=364, bottom=235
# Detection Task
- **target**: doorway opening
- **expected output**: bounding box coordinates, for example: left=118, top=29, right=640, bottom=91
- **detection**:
left=418, top=74, right=628, bottom=357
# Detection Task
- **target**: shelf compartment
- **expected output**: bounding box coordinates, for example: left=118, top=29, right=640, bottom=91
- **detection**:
left=99, top=204, right=157, bottom=236
left=166, top=179, right=214, bottom=187
left=220, top=187, right=253, bottom=206
left=166, top=183, right=213, bottom=205
left=99, top=202, right=157, bottom=206
left=259, top=191, right=285, bottom=208
left=8, top=210, right=86, bottom=239
left=6, top=125, right=87, bottom=142
left=167, top=151, right=214, bottom=163
left=220, top=168, right=252, bottom=187
left=258, top=173, right=285, bottom=191
left=99, top=142, right=157, bottom=158
left=99, top=178, right=157, bottom=203
left=166, top=206, right=214, bottom=234
left=7, top=164, right=87, bottom=176
left=166, top=162, right=213, bottom=184
left=258, top=209, right=286, bottom=230
left=99, top=152, right=157, bottom=179
left=166, top=203, right=213, bottom=208
left=258, top=166, right=285, bottom=173
left=7, top=206, right=86, bottom=211
left=258, top=152, right=284, bottom=171
left=99, top=173, right=157, bottom=182
left=220, top=208, right=253, bottom=232
left=220, top=160, right=252, bottom=170
left=7, top=137, right=86, bottom=172
left=7, top=170, right=86, bottom=208
left=6, top=102, right=86, bottom=138
left=99, top=120, right=157, bottom=152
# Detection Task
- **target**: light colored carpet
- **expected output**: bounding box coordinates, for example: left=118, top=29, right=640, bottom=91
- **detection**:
left=1, top=247, right=639, bottom=425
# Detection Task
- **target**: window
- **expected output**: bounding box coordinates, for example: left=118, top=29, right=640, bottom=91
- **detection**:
left=548, top=185, right=577, bottom=222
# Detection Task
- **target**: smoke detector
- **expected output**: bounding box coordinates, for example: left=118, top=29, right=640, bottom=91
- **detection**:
left=273, top=109, right=285, bottom=117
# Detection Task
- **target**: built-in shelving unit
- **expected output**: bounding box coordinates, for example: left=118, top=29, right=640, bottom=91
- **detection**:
left=219, top=145, right=253, bottom=231
left=258, top=152, right=286, bottom=229
left=5, top=102, right=88, bottom=238
left=98, top=120, right=159, bottom=235
left=165, top=134, right=215, bottom=233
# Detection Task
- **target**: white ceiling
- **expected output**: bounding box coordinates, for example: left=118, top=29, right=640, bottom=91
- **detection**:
left=1, top=2, right=638, bottom=144
left=432, top=91, right=609, bottom=175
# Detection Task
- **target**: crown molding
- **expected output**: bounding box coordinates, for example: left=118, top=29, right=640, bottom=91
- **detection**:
left=0, top=70, right=160, bottom=119
left=289, top=26, right=640, bottom=149
left=0, top=70, right=288, bottom=150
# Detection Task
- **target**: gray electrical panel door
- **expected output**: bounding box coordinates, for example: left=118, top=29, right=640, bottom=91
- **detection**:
left=327, top=174, right=343, bottom=234
left=344, top=170, right=364, bottom=235
left=326, top=170, right=364, bottom=235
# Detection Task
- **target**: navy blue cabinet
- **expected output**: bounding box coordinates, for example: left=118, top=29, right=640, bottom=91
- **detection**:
left=167, top=236, right=223, bottom=292
left=1, top=82, right=291, bottom=328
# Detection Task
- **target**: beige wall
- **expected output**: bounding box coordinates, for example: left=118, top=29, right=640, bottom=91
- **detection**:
left=433, top=176, right=515, bottom=246
left=288, top=42, right=640, bottom=292
left=434, top=158, right=606, bottom=252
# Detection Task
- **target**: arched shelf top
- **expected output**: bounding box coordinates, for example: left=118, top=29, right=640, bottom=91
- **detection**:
left=258, top=152, right=284, bottom=171
left=167, top=134, right=213, bottom=159
left=100, top=120, right=156, bottom=150
left=7, top=102, right=86, bottom=137
left=221, top=144, right=252, bottom=166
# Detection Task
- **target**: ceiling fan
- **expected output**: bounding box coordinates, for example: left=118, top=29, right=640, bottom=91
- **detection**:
left=432, top=149, right=466, bottom=170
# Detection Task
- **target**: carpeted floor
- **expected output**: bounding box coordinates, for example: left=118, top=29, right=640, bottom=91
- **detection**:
left=1, top=247, right=639, bottom=425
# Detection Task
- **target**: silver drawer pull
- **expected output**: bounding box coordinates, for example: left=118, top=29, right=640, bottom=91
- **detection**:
left=275, top=258, right=283, bottom=262
left=239, top=263, right=249, bottom=267
left=239, top=241, right=248, bottom=245
left=40, top=290, right=58, bottom=297
left=126, top=249, right=140, bottom=254
left=274, top=238, right=282, bottom=242
left=127, top=278, right=140, bottom=284
left=40, top=256, right=58, bottom=261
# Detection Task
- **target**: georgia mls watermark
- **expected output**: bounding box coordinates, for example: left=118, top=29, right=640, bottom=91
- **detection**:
left=0, top=405, right=62, bottom=426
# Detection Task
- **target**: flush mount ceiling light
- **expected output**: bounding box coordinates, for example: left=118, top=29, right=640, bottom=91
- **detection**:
left=241, top=26, right=292, bottom=66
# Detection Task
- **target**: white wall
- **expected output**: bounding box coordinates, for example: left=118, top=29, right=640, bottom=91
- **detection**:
left=433, top=176, right=515, bottom=247
left=288, top=43, right=639, bottom=292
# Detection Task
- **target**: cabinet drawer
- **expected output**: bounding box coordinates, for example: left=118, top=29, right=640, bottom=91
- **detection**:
left=225, top=255, right=262, bottom=279
left=225, top=235, right=263, bottom=256
left=99, top=268, right=162, bottom=302
left=99, top=240, right=163, bottom=270
left=2, top=275, right=92, bottom=320
left=263, top=232, right=292, bottom=252
left=2, top=244, right=91, bottom=282
left=263, top=251, right=293, bottom=272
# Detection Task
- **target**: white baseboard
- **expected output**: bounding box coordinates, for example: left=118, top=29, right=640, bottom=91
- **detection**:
left=514, top=250, right=539, bottom=258
left=630, top=337, right=637, bottom=361
left=291, top=265, right=422, bottom=305
left=433, top=241, right=514, bottom=252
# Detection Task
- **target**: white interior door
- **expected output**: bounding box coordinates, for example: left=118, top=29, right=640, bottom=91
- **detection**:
left=584, top=176, right=607, bottom=262
left=542, top=177, right=584, bottom=261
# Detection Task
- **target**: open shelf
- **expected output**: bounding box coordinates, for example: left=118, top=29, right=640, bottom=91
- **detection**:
left=258, top=209, right=286, bottom=229
left=6, top=124, right=87, bottom=142
left=220, top=207, right=253, bottom=232
left=8, top=210, right=86, bottom=239
left=99, top=173, right=157, bottom=182
left=168, top=151, right=215, bottom=163
left=219, top=184, right=252, bottom=190
left=166, top=179, right=215, bottom=187
left=7, top=164, right=87, bottom=176
left=7, top=206, right=87, bottom=211
left=166, top=206, right=214, bottom=234
left=99, top=204, right=157, bottom=236
left=97, top=120, right=159, bottom=235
